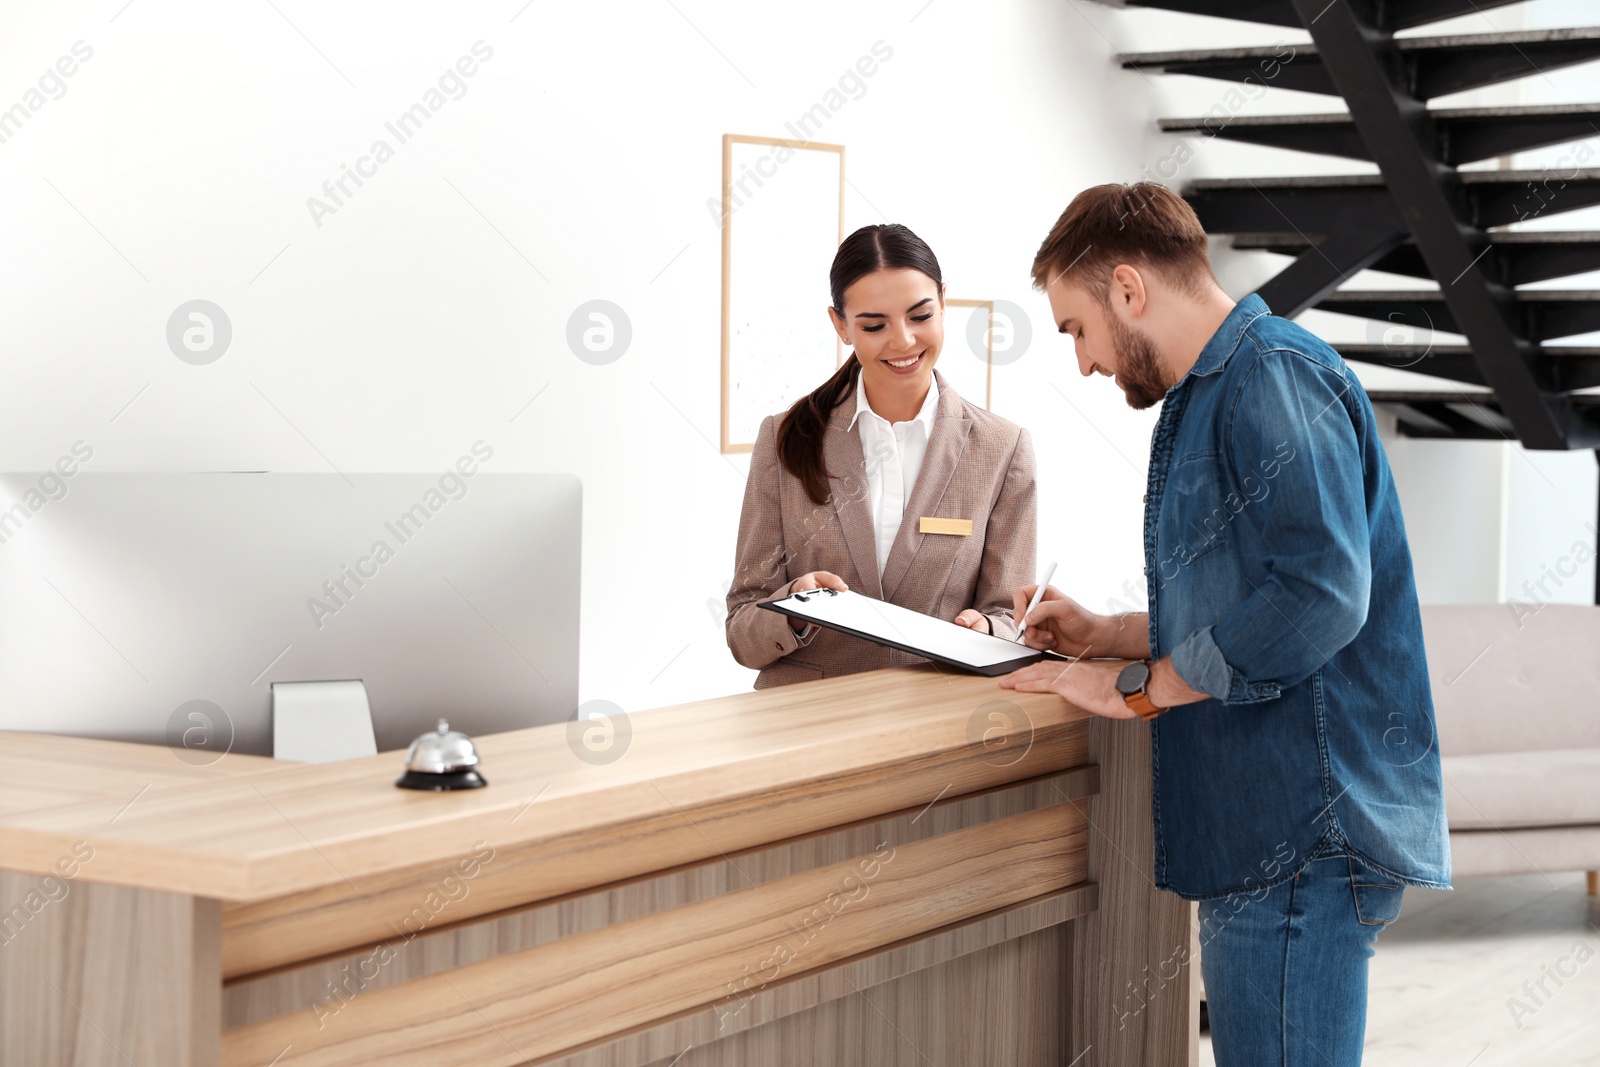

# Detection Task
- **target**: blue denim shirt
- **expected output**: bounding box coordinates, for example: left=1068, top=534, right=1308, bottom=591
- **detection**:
left=1147, top=295, right=1450, bottom=900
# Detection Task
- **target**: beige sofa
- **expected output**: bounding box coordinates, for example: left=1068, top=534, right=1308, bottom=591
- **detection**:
left=1422, top=603, right=1600, bottom=895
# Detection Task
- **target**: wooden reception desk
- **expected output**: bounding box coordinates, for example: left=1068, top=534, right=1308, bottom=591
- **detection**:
left=0, top=666, right=1196, bottom=1067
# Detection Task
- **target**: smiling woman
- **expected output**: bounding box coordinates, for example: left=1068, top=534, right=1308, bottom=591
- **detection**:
left=780, top=225, right=949, bottom=503
left=724, top=224, right=1038, bottom=689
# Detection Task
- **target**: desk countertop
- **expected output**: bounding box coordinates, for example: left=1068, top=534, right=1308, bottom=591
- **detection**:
left=0, top=731, right=279, bottom=820
left=0, top=666, right=1087, bottom=902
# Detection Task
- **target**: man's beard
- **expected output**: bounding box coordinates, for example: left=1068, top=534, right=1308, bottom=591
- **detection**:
left=1108, top=314, right=1169, bottom=410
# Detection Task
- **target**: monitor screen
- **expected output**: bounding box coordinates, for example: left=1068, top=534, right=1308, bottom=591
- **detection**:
left=0, top=471, right=580, bottom=756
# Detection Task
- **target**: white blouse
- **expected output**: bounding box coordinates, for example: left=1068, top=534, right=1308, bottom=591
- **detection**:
left=846, top=373, right=940, bottom=578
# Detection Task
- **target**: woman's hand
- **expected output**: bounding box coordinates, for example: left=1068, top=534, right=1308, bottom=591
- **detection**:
left=952, top=609, right=991, bottom=634
left=792, top=571, right=848, bottom=594
left=788, top=571, right=849, bottom=632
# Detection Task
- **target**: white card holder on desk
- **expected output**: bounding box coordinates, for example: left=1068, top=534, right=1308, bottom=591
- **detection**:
left=760, top=587, right=1065, bottom=676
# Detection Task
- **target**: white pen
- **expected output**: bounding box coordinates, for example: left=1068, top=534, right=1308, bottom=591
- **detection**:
left=1015, top=560, right=1058, bottom=643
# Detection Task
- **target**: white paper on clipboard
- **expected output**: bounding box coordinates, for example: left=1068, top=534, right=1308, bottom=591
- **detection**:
left=758, top=587, right=1054, bottom=676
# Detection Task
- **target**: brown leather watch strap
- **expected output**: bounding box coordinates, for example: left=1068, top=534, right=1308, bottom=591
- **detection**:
left=1123, top=688, right=1168, bottom=721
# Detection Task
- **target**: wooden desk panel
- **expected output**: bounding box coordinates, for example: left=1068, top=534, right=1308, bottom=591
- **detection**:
left=221, top=766, right=1101, bottom=1029
left=0, top=667, right=1194, bottom=1067
left=223, top=804, right=1089, bottom=1067
left=219, top=721, right=1088, bottom=978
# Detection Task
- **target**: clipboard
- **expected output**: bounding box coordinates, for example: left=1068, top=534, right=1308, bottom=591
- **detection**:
left=759, top=587, right=1065, bottom=677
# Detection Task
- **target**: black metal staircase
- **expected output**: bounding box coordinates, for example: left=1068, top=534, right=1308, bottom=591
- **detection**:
left=1160, top=105, right=1600, bottom=165
left=1124, top=27, right=1600, bottom=100
left=1107, top=0, right=1600, bottom=450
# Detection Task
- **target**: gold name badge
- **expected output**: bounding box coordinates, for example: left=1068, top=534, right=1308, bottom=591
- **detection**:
left=919, top=517, right=974, bottom=536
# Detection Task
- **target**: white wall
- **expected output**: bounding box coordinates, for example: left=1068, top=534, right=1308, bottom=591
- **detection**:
left=1500, top=446, right=1599, bottom=605
left=0, top=0, right=1170, bottom=720
left=1380, top=434, right=1597, bottom=607
left=1382, top=439, right=1506, bottom=603
left=3, top=1, right=1591, bottom=732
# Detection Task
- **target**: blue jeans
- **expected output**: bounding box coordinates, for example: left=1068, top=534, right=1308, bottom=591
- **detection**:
left=1199, top=852, right=1405, bottom=1067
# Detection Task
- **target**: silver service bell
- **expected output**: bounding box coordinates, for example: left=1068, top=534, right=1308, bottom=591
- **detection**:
left=396, top=719, right=488, bottom=791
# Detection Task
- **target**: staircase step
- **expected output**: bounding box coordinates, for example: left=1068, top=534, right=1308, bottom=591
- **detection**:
left=1161, top=112, right=1368, bottom=159
left=1364, top=388, right=1600, bottom=440
left=1434, top=105, right=1600, bottom=166
left=1124, top=27, right=1600, bottom=100
left=1365, top=390, right=1518, bottom=440
left=1233, top=231, right=1600, bottom=286
left=1189, top=174, right=1401, bottom=234
left=1461, top=168, right=1600, bottom=230
left=1316, top=289, right=1600, bottom=341
left=1160, top=104, right=1600, bottom=165
left=1336, top=343, right=1600, bottom=390
left=1102, top=0, right=1302, bottom=28
left=1188, top=170, right=1600, bottom=234
left=1098, top=0, right=1525, bottom=32
left=1337, top=344, right=1485, bottom=385
left=1367, top=389, right=1600, bottom=407
left=1123, top=42, right=1340, bottom=96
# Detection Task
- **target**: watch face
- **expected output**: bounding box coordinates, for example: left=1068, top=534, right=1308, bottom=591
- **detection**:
left=1116, top=660, right=1151, bottom=696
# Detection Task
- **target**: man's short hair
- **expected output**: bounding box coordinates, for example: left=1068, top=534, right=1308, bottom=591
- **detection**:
left=1031, top=182, right=1214, bottom=306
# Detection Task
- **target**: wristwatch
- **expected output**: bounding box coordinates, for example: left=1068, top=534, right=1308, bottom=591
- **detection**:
left=1116, top=660, right=1169, bottom=721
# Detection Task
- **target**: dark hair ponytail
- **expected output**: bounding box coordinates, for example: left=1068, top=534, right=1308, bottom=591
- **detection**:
left=777, top=223, right=944, bottom=505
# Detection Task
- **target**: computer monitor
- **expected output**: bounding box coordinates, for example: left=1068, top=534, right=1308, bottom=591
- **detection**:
left=0, top=471, right=580, bottom=756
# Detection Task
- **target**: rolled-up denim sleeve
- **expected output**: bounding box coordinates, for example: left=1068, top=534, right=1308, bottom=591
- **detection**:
left=1171, top=625, right=1263, bottom=702
left=1170, top=351, right=1373, bottom=704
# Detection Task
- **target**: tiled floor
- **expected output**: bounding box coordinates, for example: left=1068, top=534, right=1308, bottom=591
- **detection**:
left=1198, top=871, right=1600, bottom=1066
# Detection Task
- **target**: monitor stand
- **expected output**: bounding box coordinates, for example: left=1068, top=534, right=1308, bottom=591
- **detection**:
left=272, top=680, right=378, bottom=763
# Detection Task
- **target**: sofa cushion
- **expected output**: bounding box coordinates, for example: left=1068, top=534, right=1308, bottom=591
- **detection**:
left=1442, top=749, right=1600, bottom=830
left=1422, top=604, right=1600, bottom=756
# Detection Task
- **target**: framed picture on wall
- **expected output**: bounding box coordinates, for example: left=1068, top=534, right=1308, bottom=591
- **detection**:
left=719, top=134, right=845, bottom=453
left=939, top=298, right=995, bottom=412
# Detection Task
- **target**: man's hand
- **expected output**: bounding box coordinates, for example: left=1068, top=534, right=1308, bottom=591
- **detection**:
left=1000, top=656, right=1212, bottom=719
left=997, top=659, right=1137, bottom=719
left=1012, top=586, right=1149, bottom=660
